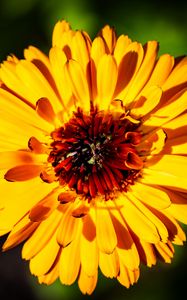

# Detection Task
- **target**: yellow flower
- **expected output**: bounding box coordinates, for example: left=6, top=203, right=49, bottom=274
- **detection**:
left=0, top=20, right=187, bottom=294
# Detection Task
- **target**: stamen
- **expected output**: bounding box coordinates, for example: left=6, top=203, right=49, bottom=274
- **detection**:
left=46, top=108, right=143, bottom=200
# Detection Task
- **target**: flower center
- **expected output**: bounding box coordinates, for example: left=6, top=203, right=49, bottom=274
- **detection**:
left=48, top=108, right=143, bottom=200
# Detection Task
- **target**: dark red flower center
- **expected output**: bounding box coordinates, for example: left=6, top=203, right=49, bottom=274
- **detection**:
left=48, top=108, right=143, bottom=200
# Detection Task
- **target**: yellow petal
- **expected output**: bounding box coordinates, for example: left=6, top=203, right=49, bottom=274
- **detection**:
left=130, top=182, right=171, bottom=209
left=142, top=89, right=187, bottom=131
left=91, top=37, right=107, bottom=67
left=80, top=213, right=99, bottom=276
left=0, top=87, right=53, bottom=135
left=135, top=239, right=156, bottom=267
left=29, top=229, right=60, bottom=276
left=154, top=241, right=174, bottom=263
left=141, top=168, right=187, bottom=192
left=141, top=54, right=174, bottom=91
left=96, top=201, right=117, bottom=254
left=131, top=85, right=162, bottom=117
left=114, top=34, right=132, bottom=65
left=65, top=59, right=90, bottom=111
left=97, top=54, right=118, bottom=109
left=90, top=37, right=107, bottom=100
left=99, top=249, right=119, bottom=278
left=16, top=60, right=62, bottom=110
left=22, top=209, right=62, bottom=260
left=0, top=177, right=58, bottom=234
left=149, top=208, right=186, bottom=245
left=124, top=41, right=159, bottom=105
left=164, top=189, right=187, bottom=224
left=78, top=269, right=98, bottom=295
left=115, top=42, right=144, bottom=99
left=163, top=136, right=187, bottom=155
left=145, top=154, right=187, bottom=178
left=2, top=213, right=38, bottom=251
left=106, top=200, right=140, bottom=270
left=59, top=233, right=81, bottom=285
left=163, top=112, right=187, bottom=139
left=119, top=194, right=160, bottom=243
left=0, top=61, right=33, bottom=103
left=99, top=25, right=117, bottom=53
left=52, top=20, right=71, bottom=47
left=38, top=253, right=60, bottom=285
left=128, top=193, right=168, bottom=243
left=49, top=46, right=72, bottom=106
left=117, top=262, right=139, bottom=288
left=57, top=203, right=81, bottom=247
left=72, top=31, right=91, bottom=73
left=162, top=64, right=187, bottom=95
left=24, top=46, right=51, bottom=71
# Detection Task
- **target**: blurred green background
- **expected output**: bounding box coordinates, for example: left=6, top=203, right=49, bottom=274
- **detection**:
left=0, top=0, right=187, bottom=299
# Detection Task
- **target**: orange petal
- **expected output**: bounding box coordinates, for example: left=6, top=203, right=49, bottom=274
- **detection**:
left=138, top=129, right=167, bottom=156
left=28, top=137, right=47, bottom=154
left=125, top=152, right=143, bottom=170
left=36, top=97, right=56, bottom=124
left=0, top=151, right=35, bottom=169
left=29, top=188, right=59, bottom=222
left=4, top=164, right=43, bottom=182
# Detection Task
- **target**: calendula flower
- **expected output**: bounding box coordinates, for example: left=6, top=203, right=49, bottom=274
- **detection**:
left=0, top=20, right=187, bottom=295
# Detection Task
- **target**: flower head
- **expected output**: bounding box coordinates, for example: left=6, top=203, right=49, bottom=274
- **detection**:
left=0, top=20, right=187, bottom=294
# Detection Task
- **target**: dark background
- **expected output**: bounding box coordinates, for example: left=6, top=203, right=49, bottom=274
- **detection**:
left=0, top=0, right=187, bottom=299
